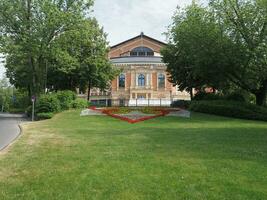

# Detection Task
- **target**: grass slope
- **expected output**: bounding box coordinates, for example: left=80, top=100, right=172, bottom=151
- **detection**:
left=0, top=110, right=267, bottom=200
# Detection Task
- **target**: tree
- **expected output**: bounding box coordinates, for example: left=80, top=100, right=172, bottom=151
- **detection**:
left=162, top=0, right=267, bottom=105
left=78, top=19, right=117, bottom=101
left=0, top=77, right=13, bottom=112
left=210, top=0, right=267, bottom=105
left=48, top=19, right=117, bottom=100
left=161, top=3, right=235, bottom=97
left=0, top=0, right=94, bottom=98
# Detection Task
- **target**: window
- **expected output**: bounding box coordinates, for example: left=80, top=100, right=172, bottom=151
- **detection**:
left=130, top=46, right=154, bottom=57
left=119, top=74, right=125, bottom=88
left=138, top=74, right=145, bottom=86
left=158, top=74, right=165, bottom=88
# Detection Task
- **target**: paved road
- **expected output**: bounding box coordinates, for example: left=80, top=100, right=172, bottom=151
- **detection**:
left=0, top=113, right=27, bottom=151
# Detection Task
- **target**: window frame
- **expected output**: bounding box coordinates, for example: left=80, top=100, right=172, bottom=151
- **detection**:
left=118, top=73, right=126, bottom=88
left=138, top=74, right=146, bottom=87
left=158, top=73, right=165, bottom=89
left=130, top=46, right=154, bottom=57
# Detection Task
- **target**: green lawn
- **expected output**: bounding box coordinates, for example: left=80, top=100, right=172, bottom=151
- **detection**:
left=0, top=110, right=267, bottom=200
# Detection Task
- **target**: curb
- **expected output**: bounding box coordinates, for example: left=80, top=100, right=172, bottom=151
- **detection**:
left=0, top=122, right=24, bottom=152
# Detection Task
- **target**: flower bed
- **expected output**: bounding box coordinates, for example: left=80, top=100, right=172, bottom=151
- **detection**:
left=89, top=107, right=170, bottom=124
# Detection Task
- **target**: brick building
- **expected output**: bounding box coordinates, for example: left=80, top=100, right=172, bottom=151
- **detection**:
left=89, top=33, right=190, bottom=106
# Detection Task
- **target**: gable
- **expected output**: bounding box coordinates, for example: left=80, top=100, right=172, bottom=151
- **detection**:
left=109, top=33, right=166, bottom=59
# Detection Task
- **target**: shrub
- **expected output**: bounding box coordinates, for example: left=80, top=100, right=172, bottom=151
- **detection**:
left=193, top=92, right=222, bottom=101
left=189, top=100, right=267, bottom=121
left=56, top=90, right=76, bottom=110
left=72, top=98, right=88, bottom=109
left=0, top=100, right=9, bottom=112
left=9, top=108, right=26, bottom=114
left=10, top=90, right=29, bottom=110
left=37, top=112, right=54, bottom=120
left=36, top=94, right=61, bottom=113
left=226, top=92, right=247, bottom=102
left=171, top=100, right=191, bottom=108
left=26, top=105, right=32, bottom=117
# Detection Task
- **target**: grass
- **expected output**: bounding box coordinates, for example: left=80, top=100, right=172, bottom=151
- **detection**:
left=0, top=110, right=267, bottom=199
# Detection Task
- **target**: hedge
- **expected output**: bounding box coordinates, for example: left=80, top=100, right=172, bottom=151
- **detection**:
left=37, top=112, right=54, bottom=120
left=35, top=94, right=61, bottom=113
left=171, top=100, right=191, bottom=108
left=193, top=91, right=249, bottom=103
left=189, top=100, right=267, bottom=121
left=72, top=98, right=88, bottom=109
left=56, top=90, right=76, bottom=110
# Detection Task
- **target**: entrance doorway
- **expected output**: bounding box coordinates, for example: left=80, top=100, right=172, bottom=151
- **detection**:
left=119, top=99, right=125, bottom=106
left=137, top=94, right=146, bottom=99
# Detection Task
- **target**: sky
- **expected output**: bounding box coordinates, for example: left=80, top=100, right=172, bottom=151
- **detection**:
left=0, top=0, right=207, bottom=78
left=93, top=0, right=194, bottom=46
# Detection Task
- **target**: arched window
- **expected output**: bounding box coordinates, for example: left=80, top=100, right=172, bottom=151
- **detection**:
left=130, top=46, right=154, bottom=57
left=119, top=74, right=125, bottom=88
left=158, top=74, right=165, bottom=88
left=138, top=74, right=145, bottom=86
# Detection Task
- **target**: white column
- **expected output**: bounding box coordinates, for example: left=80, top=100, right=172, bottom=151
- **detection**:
left=136, top=73, right=138, bottom=87
left=146, top=74, right=149, bottom=86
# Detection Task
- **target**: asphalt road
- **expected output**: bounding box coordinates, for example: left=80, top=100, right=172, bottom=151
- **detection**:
left=0, top=113, right=27, bottom=151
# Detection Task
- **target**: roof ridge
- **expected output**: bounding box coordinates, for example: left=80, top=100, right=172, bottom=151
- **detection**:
left=110, top=33, right=166, bottom=49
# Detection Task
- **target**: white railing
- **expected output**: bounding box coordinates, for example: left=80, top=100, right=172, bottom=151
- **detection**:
left=128, top=99, right=171, bottom=107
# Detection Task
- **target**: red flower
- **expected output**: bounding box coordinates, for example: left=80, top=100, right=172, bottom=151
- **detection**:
left=89, top=107, right=170, bottom=124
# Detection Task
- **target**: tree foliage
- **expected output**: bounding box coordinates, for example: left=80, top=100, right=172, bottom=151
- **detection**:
left=162, top=0, right=267, bottom=105
left=0, top=77, right=12, bottom=111
left=210, top=0, right=267, bottom=105
left=0, top=0, right=115, bottom=100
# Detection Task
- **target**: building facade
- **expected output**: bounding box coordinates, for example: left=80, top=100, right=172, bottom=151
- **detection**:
left=89, top=33, right=190, bottom=106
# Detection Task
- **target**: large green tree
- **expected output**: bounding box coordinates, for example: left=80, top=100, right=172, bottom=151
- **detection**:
left=49, top=19, right=117, bottom=100
left=210, top=0, right=267, bottom=105
left=162, top=3, right=238, bottom=97
left=0, top=0, right=94, bottom=98
left=162, top=0, right=267, bottom=105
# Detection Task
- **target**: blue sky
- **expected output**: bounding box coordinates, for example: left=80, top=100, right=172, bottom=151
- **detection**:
left=0, top=0, right=206, bottom=78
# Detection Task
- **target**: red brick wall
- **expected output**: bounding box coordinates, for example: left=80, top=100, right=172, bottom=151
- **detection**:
left=109, top=37, right=164, bottom=58
left=111, top=78, right=117, bottom=91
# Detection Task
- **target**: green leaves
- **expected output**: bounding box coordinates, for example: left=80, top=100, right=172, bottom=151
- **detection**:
left=163, top=0, right=267, bottom=105
left=0, top=0, right=96, bottom=96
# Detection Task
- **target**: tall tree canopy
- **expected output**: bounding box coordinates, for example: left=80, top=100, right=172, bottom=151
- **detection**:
left=49, top=18, right=117, bottom=100
left=211, top=0, right=267, bottom=105
left=162, top=3, right=236, bottom=97
left=162, top=0, right=267, bottom=105
left=0, top=0, right=115, bottom=100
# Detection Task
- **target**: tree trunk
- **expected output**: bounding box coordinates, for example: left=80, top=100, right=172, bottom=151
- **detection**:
left=87, top=81, right=91, bottom=101
left=30, top=57, right=37, bottom=96
left=255, top=80, right=267, bottom=106
left=26, top=0, right=38, bottom=97
left=189, top=88, right=193, bottom=99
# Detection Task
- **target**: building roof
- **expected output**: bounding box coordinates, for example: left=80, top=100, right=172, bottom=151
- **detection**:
left=110, top=56, right=164, bottom=64
left=110, top=32, right=167, bottom=49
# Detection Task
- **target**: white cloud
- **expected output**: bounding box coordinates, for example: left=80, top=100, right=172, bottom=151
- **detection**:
left=92, top=0, right=207, bottom=45
left=0, top=0, right=208, bottom=78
